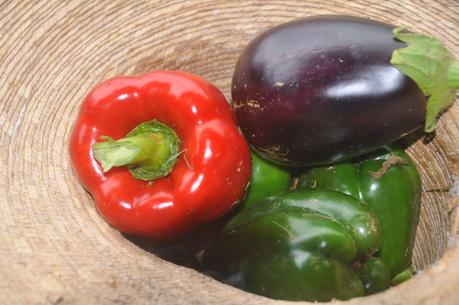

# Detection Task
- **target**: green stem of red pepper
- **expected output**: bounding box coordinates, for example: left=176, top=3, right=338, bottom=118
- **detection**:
left=92, top=120, right=180, bottom=181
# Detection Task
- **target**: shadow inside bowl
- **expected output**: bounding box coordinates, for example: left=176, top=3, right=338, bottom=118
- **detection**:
left=123, top=214, right=232, bottom=272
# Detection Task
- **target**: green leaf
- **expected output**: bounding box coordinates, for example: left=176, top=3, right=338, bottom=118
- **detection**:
left=391, top=27, right=459, bottom=132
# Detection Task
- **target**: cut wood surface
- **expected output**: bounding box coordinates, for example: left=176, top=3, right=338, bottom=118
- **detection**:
left=0, top=1, right=458, bottom=304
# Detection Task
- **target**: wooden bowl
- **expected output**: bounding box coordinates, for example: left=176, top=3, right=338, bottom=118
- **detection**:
left=1, top=1, right=457, bottom=304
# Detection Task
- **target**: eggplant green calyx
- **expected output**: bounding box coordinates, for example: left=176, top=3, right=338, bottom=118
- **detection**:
left=92, top=120, right=181, bottom=181
left=391, top=27, right=459, bottom=133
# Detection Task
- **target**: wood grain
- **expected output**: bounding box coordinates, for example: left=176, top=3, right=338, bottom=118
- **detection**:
left=0, top=1, right=458, bottom=304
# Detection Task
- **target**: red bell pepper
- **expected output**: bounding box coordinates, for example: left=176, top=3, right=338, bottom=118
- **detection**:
left=69, top=71, right=251, bottom=239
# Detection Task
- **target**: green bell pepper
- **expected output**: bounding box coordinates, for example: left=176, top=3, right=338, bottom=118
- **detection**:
left=203, top=190, right=382, bottom=302
left=298, top=146, right=421, bottom=279
left=358, top=257, right=391, bottom=295
left=241, top=153, right=292, bottom=209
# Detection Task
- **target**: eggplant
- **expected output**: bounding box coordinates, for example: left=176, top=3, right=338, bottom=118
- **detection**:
left=232, top=15, right=458, bottom=166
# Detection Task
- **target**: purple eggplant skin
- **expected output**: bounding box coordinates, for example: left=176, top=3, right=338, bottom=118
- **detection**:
left=232, top=15, right=426, bottom=166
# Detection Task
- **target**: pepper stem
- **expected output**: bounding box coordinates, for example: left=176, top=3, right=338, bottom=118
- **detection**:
left=92, top=120, right=181, bottom=181
left=93, top=135, right=155, bottom=172
left=391, top=265, right=415, bottom=286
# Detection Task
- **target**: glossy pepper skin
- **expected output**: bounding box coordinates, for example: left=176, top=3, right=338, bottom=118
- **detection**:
left=147, top=152, right=292, bottom=267
left=240, top=152, right=292, bottom=209
left=204, top=190, right=382, bottom=302
left=358, top=257, right=391, bottom=295
left=298, top=146, right=421, bottom=278
left=69, top=71, right=251, bottom=239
